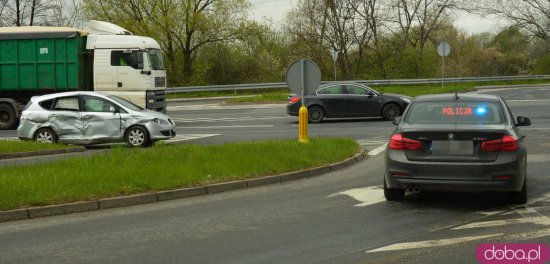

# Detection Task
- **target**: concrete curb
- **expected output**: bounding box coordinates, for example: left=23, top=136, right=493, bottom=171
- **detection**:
left=0, top=150, right=366, bottom=223
left=0, top=146, right=86, bottom=160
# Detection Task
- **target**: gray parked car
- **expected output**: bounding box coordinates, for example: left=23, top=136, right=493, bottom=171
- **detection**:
left=17, top=91, right=176, bottom=147
left=384, top=93, right=531, bottom=204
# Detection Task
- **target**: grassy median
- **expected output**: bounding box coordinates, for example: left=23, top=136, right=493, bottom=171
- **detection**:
left=0, top=140, right=75, bottom=154
left=0, top=138, right=359, bottom=211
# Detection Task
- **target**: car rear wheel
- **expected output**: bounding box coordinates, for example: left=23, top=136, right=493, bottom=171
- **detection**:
left=125, top=126, right=151, bottom=148
left=382, top=103, right=401, bottom=120
left=34, top=128, right=58, bottom=143
left=384, top=177, right=405, bottom=201
left=508, top=177, right=527, bottom=204
left=308, top=106, right=325, bottom=123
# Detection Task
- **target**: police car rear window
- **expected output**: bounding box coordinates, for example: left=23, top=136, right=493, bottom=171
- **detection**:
left=405, top=101, right=505, bottom=124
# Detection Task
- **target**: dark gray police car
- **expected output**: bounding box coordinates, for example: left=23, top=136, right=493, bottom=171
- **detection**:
left=384, top=93, right=531, bottom=204
left=287, top=82, right=411, bottom=123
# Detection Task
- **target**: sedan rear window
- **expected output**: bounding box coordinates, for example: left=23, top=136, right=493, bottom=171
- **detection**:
left=405, top=101, right=505, bottom=124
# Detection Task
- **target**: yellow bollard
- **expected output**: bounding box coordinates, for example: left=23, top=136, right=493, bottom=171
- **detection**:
left=299, top=106, right=309, bottom=143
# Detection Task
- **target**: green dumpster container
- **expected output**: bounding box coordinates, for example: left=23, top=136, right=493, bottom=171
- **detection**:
left=0, top=27, right=90, bottom=93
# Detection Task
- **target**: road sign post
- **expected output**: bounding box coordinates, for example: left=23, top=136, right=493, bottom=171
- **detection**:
left=331, top=50, right=338, bottom=81
left=437, top=42, right=451, bottom=89
left=286, top=59, right=321, bottom=144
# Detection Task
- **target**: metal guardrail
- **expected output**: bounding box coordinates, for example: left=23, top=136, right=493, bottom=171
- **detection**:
left=165, top=75, right=550, bottom=93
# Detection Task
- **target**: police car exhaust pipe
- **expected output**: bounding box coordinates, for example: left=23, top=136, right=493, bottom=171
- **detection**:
left=413, top=186, right=421, bottom=193
left=407, top=186, right=415, bottom=192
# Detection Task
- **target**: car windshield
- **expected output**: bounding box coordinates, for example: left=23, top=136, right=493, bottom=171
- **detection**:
left=147, top=49, right=165, bottom=70
left=405, top=100, right=505, bottom=124
left=107, top=95, right=144, bottom=111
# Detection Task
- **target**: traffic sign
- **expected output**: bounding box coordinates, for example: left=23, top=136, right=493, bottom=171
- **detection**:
left=438, top=42, right=451, bottom=57
left=286, top=59, right=321, bottom=95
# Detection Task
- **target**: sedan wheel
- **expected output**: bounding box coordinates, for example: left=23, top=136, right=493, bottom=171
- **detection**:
left=508, top=177, right=527, bottom=204
left=34, top=128, right=57, bottom=143
left=308, top=106, right=325, bottom=123
left=125, top=126, right=151, bottom=148
left=382, top=103, right=401, bottom=120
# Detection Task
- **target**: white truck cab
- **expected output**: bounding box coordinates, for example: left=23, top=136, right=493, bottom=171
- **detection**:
left=85, top=21, right=167, bottom=112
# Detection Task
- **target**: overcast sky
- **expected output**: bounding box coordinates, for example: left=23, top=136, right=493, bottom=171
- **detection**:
left=248, top=0, right=504, bottom=34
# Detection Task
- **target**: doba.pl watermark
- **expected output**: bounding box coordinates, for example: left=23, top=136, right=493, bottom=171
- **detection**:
left=476, top=243, right=550, bottom=264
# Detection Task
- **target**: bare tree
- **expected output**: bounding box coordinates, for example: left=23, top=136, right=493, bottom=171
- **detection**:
left=479, top=0, right=550, bottom=41
left=0, top=0, right=58, bottom=26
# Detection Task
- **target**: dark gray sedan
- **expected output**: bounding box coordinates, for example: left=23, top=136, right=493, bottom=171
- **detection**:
left=384, top=93, right=531, bottom=204
left=286, top=82, right=411, bottom=122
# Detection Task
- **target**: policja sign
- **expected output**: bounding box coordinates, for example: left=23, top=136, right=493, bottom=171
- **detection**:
left=286, top=59, right=321, bottom=143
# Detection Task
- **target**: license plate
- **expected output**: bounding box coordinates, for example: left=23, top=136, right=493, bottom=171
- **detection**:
left=431, top=141, right=473, bottom=155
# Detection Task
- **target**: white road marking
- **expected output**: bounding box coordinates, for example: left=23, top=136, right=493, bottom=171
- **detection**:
left=507, top=99, right=550, bottom=102
left=177, top=125, right=274, bottom=129
left=528, top=154, right=550, bottom=163
left=366, top=234, right=502, bottom=253
left=505, top=228, right=550, bottom=240
left=328, top=186, right=386, bottom=207
left=357, top=140, right=388, bottom=145
left=163, top=134, right=219, bottom=143
left=168, top=103, right=284, bottom=111
left=452, top=216, right=550, bottom=230
left=172, top=116, right=291, bottom=123
left=367, top=144, right=387, bottom=156
left=0, top=137, right=19, bottom=141
left=478, top=210, right=506, bottom=216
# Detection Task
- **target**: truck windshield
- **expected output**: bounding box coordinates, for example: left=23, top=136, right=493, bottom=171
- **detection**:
left=147, top=49, right=165, bottom=70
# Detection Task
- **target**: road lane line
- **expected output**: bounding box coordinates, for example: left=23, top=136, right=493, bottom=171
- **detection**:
left=164, top=134, right=219, bottom=143
left=177, top=125, right=274, bottom=129
left=366, top=234, right=502, bottom=253
left=452, top=216, right=550, bottom=230
left=528, top=154, right=550, bottom=163
left=505, top=228, right=550, bottom=240
left=367, top=144, right=387, bottom=156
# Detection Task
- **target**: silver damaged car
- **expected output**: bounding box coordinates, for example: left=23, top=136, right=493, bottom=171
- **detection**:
left=17, top=91, right=176, bottom=147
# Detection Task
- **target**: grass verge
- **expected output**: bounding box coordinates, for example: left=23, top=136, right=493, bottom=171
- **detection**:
left=0, top=138, right=359, bottom=211
left=0, top=140, right=75, bottom=155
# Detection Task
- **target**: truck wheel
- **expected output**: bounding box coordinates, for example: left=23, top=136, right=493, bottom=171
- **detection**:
left=0, top=103, right=17, bottom=130
left=125, top=126, right=151, bottom=148
left=34, top=128, right=58, bottom=143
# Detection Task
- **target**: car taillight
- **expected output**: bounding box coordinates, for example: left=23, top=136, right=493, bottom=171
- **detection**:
left=289, top=97, right=301, bottom=104
left=389, top=134, right=421, bottom=150
left=481, top=135, right=519, bottom=152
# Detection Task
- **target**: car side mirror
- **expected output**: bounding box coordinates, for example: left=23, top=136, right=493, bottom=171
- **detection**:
left=367, top=92, right=375, bottom=98
left=109, top=106, right=117, bottom=113
left=517, top=116, right=531, bottom=126
left=392, top=116, right=401, bottom=125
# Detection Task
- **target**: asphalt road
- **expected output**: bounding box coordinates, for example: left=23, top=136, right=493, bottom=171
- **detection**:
left=0, top=88, right=549, bottom=263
